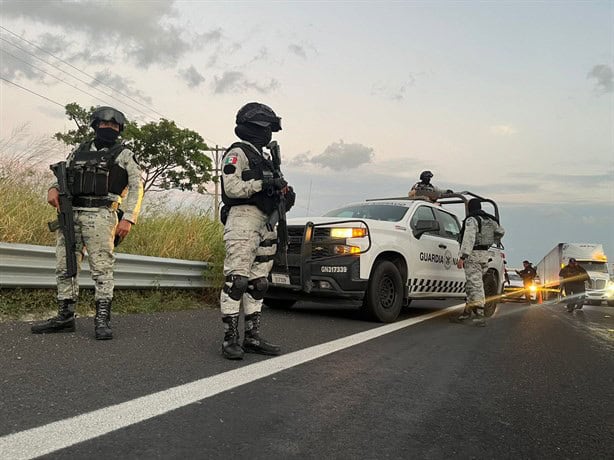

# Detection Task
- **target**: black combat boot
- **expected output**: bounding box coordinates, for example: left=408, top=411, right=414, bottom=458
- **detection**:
left=243, top=312, right=281, bottom=356
left=222, top=314, right=244, bottom=360
left=31, top=300, right=76, bottom=334
left=94, top=299, right=113, bottom=340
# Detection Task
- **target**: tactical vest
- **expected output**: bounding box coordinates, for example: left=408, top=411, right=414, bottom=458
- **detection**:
left=221, top=142, right=277, bottom=215
left=67, top=141, right=128, bottom=197
left=459, top=213, right=501, bottom=247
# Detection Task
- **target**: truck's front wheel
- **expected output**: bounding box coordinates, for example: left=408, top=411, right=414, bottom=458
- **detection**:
left=362, top=261, right=403, bottom=323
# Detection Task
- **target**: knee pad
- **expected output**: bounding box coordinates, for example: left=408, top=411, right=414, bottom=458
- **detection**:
left=223, top=275, right=249, bottom=301
left=247, top=277, right=269, bottom=300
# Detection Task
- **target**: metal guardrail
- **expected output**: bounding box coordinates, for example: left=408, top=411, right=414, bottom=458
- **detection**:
left=0, top=242, right=215, bottom=289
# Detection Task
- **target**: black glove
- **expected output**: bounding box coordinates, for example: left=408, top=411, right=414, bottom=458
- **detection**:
left=262, top=176, right=288, bottom=191
left=285, top=186, right=296, bottom=212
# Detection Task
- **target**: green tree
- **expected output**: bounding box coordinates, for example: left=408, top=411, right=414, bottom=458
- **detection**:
left=54, top=103, right=212, bottom=193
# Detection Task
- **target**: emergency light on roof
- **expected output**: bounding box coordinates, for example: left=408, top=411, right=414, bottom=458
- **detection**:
left=594, top=253, right=608, bottom=261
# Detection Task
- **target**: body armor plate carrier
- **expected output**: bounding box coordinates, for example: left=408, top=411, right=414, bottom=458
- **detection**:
left=221, top=142, right=278, bottom=216
left=68, top=141, right=128, bottom=197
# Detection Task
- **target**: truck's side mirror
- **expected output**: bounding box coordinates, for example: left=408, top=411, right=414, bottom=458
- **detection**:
left=413, top=220, right=440, bottom=239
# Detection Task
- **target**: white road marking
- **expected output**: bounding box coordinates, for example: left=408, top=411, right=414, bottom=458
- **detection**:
left=0, top=304, right=462, bottom=459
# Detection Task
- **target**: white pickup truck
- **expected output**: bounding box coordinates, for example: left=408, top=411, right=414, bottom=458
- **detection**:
left=265, top=192, right=506, bottom=322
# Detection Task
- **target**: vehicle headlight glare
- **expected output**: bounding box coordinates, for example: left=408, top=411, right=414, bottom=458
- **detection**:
left=529, top=285, right=537, bottom=293
left=330, top=227, right=367, bottom=238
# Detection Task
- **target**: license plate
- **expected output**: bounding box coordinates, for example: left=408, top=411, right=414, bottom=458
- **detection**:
left=271, top=273, right=290, bottom=285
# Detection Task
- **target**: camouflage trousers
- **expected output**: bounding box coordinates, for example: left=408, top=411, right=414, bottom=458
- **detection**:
left=220, top=205, right=277, bottom=316
left=463, top=250, right=490, bottom=315
left=56, top=207, right=117, bottom=301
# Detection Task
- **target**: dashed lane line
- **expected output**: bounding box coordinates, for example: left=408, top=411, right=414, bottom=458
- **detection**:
left=0, top=304, right=462, bottom=460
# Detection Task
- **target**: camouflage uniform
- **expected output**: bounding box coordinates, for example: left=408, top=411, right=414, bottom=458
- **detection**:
left=54, top=145, right=143, bottom=303
left=220, top=142, right=278, bottom=315
left=457, top=214, right=505, bottom=324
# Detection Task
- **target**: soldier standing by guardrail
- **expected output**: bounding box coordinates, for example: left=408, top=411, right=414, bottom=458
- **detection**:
left=31, top=106, right=143, bottom=340
left=218, top=102, right=295, bottom=360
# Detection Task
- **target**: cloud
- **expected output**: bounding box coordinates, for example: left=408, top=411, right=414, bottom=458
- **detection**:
left=288, top=44, right=307, bottom=59
left=179, top=65, right=205, bottom=88
left=490, top=124, right=518, bottom=135
left=306, top=140, right=375, bottom=170
left=0, top=46, right=43, bottom=80
left=212, top=71, right=279, bottom=94
left=90, top=70, right=152, bottom=104
left=371, top=75, right=416, bottom=101
left=2, top=0, right=192, bottom=67
left=196, top=28, right=224, bottom=45
left=588, top=64, right=613, bottom=94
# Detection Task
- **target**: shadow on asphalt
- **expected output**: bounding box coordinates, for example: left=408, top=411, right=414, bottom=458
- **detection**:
left=266, top=300, right=455, bottom=323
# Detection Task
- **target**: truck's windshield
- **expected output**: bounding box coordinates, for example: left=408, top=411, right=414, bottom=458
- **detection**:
left=324, top=204, right=409, bottom=222
left=578, top=261, right=609, bottom=273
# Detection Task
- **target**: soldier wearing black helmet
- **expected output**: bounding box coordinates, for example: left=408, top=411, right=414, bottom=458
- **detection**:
left=31, top=106, right=143, bottom=340
left=408, top=170, right=452, bottom=202
left=218, top=102, right=295, bottom=360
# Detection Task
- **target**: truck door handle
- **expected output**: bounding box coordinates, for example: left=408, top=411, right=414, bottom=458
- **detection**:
left=439, top=244, right=447, bottom=249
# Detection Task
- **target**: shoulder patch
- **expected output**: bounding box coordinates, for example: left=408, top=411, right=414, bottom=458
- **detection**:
left=224, top=154, right=238, bottom=165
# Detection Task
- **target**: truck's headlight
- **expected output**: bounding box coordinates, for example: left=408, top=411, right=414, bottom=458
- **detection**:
left=529, top=285, right=537, bottom=293
left=330, top=227, right=368, bottom=238
left=608, top=282, right=614, bottom=293
left=334, top=245, right=361, bottom=255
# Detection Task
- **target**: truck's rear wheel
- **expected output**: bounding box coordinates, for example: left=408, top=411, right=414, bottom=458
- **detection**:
left=264, top=298, right=297, bottom=309
left=483, top=271, right=498, bottom=318
left=362, top=261, right=403, bottom=323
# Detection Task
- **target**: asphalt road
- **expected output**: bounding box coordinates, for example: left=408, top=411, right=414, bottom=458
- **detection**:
left=1, top=299, right=612, bottom=459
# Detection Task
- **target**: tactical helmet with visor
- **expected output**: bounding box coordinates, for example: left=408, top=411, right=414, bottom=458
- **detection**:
left=420, top=170, right=434, bottom=181
left=236, top=102, right=282, bottom=132
left=90, top=106, right=127, bottom=132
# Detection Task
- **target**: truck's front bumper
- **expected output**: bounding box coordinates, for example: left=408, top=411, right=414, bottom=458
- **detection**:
left=267, top=255, right=367, bottom=301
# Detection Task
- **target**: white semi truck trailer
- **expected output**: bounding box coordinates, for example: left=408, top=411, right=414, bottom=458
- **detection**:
left=536, top=243, right=613, bottom=306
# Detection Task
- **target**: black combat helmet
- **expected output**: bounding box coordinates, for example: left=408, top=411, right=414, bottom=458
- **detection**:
left=90, top=106, right=127, bottom=132
left=236, top=102, right=282, bottom=132
left=420, top=170, right=433, bottom=182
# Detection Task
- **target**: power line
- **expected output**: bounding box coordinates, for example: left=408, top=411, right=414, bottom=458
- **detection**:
left=0, top=25, right=166, bottom=120
left=0, top=25, right=221, bottom=147
left=0, top=76, right=65, bottom=108
left=0, top=37, right=154, bottom=121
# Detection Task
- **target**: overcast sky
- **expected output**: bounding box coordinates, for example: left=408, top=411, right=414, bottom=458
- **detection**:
left=0, top=0, right=612, bottom=267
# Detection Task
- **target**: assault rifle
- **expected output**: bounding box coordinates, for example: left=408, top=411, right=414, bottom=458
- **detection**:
left=266, top=141, right=289, bottom=268
left=49, top=161, right=78, bottom=278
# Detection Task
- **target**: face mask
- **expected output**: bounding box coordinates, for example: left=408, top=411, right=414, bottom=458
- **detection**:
left=234, top=124, right=272, bottom=151
left=95, top=127, right=120, bottom=145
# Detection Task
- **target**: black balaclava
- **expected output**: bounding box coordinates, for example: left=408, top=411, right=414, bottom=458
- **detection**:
left=94, top=125, right=120, bottom=149
left=235, top=123, right=272, bottom=151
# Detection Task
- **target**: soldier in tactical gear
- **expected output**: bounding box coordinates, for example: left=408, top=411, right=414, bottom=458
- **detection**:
left=559, top=258, right=589, bottom=312
left=218, top=102, right=295, bottom=360
left=408, top=170, right=452, bottom=202
left=516, top=260, right=537, bottom=303
left=451, top=198, right=505, bottom=326
left=31, top=106, right=143, bottom=340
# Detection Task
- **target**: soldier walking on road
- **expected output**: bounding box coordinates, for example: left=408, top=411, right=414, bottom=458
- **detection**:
left=451, top=199, right=505, bottom=327
left=218, top=102, right=296, bottom=360
left=31, top=106, right=143, bottom=340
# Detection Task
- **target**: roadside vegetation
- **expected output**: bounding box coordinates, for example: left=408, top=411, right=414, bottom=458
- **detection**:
left=0, top=127, right=224, bottom=321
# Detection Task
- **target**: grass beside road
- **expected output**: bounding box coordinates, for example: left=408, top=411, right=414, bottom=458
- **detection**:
left=0, top=288, right=220, bottom=322
left=1, top=137, right=226, bottom=321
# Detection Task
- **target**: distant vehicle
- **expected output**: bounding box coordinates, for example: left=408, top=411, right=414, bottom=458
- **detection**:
left=502, top=269, right=538, bottom=302
left=536, top=243, right=613, bottom=306
left=265, top=192, right=506, bottom=322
